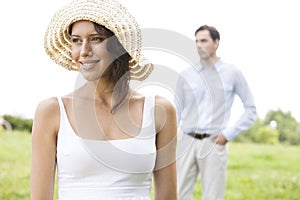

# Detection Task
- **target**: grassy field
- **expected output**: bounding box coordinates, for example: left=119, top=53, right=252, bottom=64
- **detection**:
left=193, top=143, right=300, bottom=200
left=0, top=130, right=31, bottom=200
left=0, top=130, right=299, bottom=200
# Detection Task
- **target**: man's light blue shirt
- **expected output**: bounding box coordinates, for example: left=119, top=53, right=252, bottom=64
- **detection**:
left=174, top=59, right=256, bottom=141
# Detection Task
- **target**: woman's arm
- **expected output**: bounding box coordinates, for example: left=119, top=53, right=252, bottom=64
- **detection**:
left=153, top=96, right=178, bottom=200
left=30, top=97, right=60, bottom=200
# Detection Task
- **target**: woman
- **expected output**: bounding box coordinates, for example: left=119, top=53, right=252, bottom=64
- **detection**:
left=30, top=0, right=178, bottom=199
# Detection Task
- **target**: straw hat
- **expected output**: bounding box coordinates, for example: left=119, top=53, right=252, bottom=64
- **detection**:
left=44, top=0, right=153, bottom=81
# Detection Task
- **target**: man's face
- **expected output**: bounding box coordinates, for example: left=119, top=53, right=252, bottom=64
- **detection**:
left=195, top=30, right=219, bottom=60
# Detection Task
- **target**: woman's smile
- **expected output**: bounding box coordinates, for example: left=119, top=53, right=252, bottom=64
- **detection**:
left=79, top=60, right=100, bottom=70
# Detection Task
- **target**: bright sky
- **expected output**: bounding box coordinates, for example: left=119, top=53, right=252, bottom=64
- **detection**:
left=0, top=0, right=300, bottom=123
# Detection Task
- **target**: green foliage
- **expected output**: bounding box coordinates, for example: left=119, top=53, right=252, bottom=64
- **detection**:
left=255, top=126, right=279, bottom=144
left=235, top=109, right=300, bottom=145
left=235, top=119, right=261, bottom=143
left=235, top=119, right=279, bottom=144
left=264, top=109, right=300, bottom=145
left=3, top=115, right=33, bottom=133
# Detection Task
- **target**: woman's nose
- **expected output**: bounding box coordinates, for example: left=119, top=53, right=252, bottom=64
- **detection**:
left=80, top=41, right=93, bottom=57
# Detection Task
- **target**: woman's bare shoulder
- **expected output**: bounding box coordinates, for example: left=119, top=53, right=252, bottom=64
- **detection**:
left=34, top=97, right=60, bottom=127
left=154, top=95, right=176, bottom=111
left=154, top=95, right=176, bottom=132
left=35, top=97, right=59, bottom=114
left=31, top=97, right=61, bottom=137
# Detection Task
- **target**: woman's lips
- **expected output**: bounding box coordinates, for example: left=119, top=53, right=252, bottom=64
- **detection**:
left=80, top=60, right=99, bottom=70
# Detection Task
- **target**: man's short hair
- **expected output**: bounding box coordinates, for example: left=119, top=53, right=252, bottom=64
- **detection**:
left=195, top=25, right=220, bottom=41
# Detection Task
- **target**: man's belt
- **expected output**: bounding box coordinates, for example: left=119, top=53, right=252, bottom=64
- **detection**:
left=187, top=132, right=210, bottom=140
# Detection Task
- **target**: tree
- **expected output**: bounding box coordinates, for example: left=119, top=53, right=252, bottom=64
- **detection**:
left=3, top=115, right=33, bottom=133
left=235, top=119, right=279, bottom=144
left=264, top=109, right=300, bottom=145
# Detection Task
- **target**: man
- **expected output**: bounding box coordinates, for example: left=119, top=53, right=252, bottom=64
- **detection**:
left=174, top=25, right=256, bottom=200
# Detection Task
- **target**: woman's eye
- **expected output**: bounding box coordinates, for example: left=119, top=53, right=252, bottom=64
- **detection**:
left=71, top=38, right=81, bottom=44
left=90, top=37, right=103, bottom=42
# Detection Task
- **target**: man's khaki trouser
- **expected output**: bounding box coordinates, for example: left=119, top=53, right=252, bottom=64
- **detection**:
left=177, top=133, right=228, bottom=200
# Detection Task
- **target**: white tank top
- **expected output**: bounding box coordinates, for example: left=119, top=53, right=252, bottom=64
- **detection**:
left=56, top=96, right=156, bottom=200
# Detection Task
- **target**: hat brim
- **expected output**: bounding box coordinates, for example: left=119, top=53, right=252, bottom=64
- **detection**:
left=44, top=0, right=153, bottom=81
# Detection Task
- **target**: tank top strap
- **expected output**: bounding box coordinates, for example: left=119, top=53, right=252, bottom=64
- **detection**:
left=139, top=95, right=156, bottom=137
left=56, top=96, right=64, bottom=119
left=56, top=96, right=69, bottom=129
left=56, top=96, right=63, bottom=108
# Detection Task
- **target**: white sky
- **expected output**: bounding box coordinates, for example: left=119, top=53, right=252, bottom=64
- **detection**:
left=0, top=0, right=300, bottom=123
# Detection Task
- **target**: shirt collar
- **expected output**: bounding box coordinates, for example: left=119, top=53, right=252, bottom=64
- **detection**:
left=197, top=58, right=222, bottom=72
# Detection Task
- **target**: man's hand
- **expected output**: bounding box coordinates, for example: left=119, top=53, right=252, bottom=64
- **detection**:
left=210, top=133, right=227, bottom=145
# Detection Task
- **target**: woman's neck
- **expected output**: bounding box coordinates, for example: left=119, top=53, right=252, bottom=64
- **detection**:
left=76, top=79, right=114, bottom=100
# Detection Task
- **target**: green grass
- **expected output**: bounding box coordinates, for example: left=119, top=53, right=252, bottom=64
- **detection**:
left=193, top=143, right=300, bottom=200
left=0, top=130, right=31, bottom=200
left=1, top=130, right=300, bottom=199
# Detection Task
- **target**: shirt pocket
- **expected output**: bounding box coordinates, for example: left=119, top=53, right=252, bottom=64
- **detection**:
left=223, top=84, right=234, bottom=98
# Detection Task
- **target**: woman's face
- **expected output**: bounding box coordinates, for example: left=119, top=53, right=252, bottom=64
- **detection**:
left=71, top=20, right=115, bottom=81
